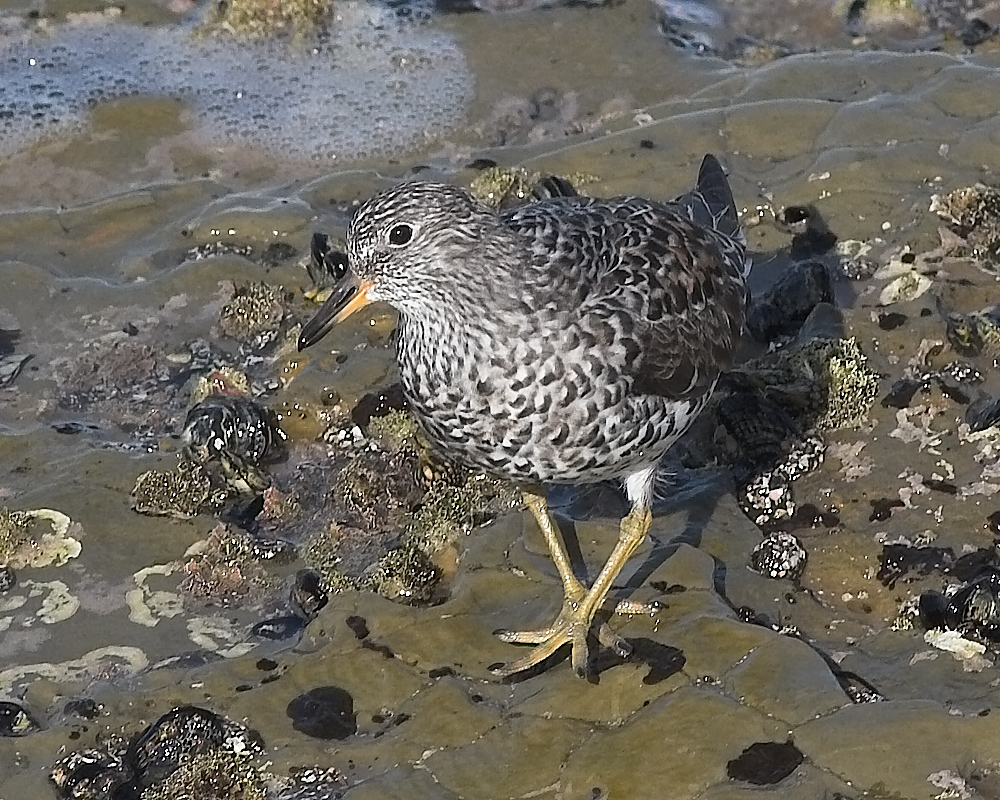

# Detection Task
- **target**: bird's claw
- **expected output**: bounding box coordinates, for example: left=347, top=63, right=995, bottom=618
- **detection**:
left=490, top=598, right=629, bottom=679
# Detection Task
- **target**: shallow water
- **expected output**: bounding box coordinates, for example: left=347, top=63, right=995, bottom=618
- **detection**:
left=3, top=0, right=1000, bottom=797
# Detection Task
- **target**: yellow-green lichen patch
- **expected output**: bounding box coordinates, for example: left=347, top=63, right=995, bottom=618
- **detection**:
left=0, top=507, right=81, bottom=569
left=140, top=748, right=265, bottom=800
left=407, top=472, right=519, bottom=554
left=301, top=523, right=385, bottom=595
left=367, top=408, right=420, bottom=451
left=131, top=460, right=226, bottom=518
left=197, top=0, right=333, bottom=41
left=217, top=282, right=284, bottom=342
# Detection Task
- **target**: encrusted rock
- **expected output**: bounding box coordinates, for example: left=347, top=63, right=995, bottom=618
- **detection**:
left=218, top=282, right=284, bottom=344
left=748, top=532, right=807, bottom=581
left=131, top=460, right=225, bottom=518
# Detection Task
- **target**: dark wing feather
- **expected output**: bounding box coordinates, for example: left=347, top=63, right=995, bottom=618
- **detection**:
left=619, top=210, right=749, bottom=399
left=501, top=156, right=749, bottom=402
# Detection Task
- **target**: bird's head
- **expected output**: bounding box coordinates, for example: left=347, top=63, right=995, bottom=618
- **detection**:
left=298, top=182, right=501, bottom=350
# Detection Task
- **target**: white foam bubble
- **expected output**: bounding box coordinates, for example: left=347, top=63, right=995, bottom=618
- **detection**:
left=0, top=4, right=473, bottom=161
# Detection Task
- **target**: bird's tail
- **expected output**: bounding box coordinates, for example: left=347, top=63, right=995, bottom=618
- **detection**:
left=677, top=154, right=744, bottom=247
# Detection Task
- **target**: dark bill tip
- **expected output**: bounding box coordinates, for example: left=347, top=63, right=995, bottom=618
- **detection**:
left=298, top=272, right=365, bottom=351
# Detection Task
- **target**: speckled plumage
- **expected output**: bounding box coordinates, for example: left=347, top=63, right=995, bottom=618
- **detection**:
left=341, top=156, right=749, bottom=492
left=300, top=155, right=750, bottom=677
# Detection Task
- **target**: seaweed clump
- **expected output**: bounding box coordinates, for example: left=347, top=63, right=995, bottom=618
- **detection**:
left=180, top=524, right=284, bottom=606
left=140, top=749, right=265, bottom=800
left=131, top=459, right=227, bottom=518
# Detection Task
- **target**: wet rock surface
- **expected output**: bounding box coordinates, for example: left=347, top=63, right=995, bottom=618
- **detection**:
left=4, top=0, right=1000, bottom=797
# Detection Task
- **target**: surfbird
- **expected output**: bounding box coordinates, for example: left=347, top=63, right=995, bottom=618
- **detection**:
left=299, top=154, right=750, bottom=678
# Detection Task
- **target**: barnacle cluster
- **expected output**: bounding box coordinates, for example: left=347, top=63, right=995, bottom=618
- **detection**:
left=140, top=749, right=265, bottom=800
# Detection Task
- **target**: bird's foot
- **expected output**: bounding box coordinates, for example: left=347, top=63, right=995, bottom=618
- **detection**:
left=490, top=594, right=631, bottom=679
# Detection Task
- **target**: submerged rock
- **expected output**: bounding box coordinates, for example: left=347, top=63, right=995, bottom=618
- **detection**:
left=50, top=706, right=263, bottom=800
left=128, top=705, right=263, bottom=789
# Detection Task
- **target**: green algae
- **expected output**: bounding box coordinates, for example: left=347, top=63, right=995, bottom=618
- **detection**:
left=198, top=0, right=333, bottom=41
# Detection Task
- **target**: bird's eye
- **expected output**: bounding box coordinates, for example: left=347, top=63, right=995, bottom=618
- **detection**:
left=388, top=223, right=413, bottom=246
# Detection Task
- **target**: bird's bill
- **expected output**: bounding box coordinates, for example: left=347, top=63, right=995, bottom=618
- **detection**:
left=298, top=273, right=376, bottom=350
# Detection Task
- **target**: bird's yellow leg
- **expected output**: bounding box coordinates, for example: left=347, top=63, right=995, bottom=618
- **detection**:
left=521, top=491, right=587, bottom=601
left=492, top=500, right=653, bottom=678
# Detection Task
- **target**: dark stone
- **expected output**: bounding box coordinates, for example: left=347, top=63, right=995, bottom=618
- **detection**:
left=290, top=569, right=328, bottom=621
left=987, top=511, right=1000, bottom=533
left=49, top=748, right=136, bottom=800
left=967, top=395, right=1000, bottom=433
left=127, top=706, right=230, bottom=787
left=345, top=615, right=370, bottom=640
left=881, top=378, right=922, bottom=409
left=251, top=615, right=305, bottom=641
left=63, top=698, right=101, bottom=721
left=258, top=241, right=298, bottom=269
left=726, top=741, right=804, bottom=784
left=350, top=383, right=408, bottom=429
left=286, top=687, right=357, bottom=740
